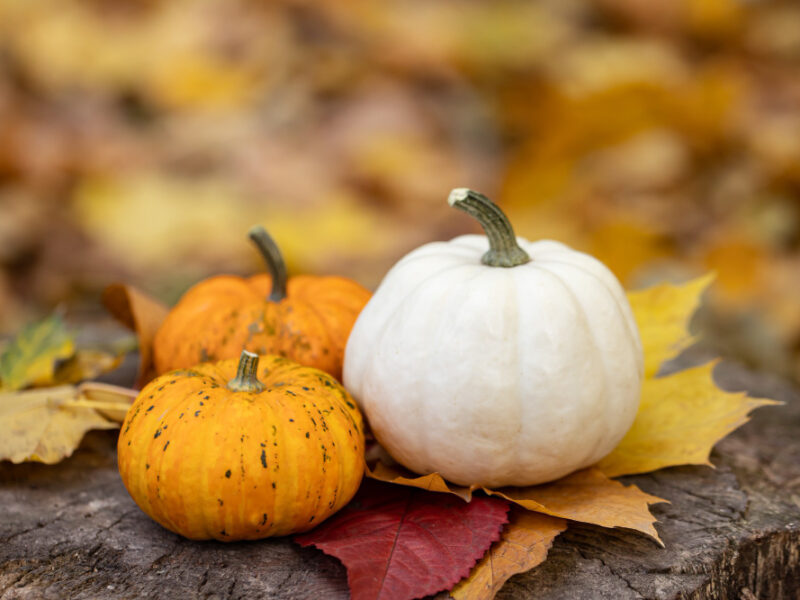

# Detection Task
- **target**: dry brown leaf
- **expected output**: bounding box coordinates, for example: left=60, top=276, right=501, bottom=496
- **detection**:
left=102, top=284, right=168, bottom=388
left=485, top=468, right=665, bottom=543
left=368, top=460, right=663, bottom=542
left=451, top=508, right=567, bottom=600
left=367, top=460, right=475, bottom=502
left=78, top=381, right=137, bottom=423
left=0, top=385, right=117, bottom=464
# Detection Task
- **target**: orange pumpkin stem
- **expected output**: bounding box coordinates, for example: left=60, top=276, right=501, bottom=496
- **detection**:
left=249, top=226, right=288, bottom=302
left=227, top=350, right=266, bottom=393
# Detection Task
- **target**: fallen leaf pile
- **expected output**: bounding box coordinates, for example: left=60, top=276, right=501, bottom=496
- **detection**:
left=0, top=0, right=799, bottom=381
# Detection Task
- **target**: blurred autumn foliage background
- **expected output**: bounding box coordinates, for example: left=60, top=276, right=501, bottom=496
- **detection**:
left=1, top=0, right=799, bottom=380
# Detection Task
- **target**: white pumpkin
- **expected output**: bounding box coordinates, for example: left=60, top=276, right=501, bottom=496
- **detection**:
left=344, top=189, right=644, bottom=488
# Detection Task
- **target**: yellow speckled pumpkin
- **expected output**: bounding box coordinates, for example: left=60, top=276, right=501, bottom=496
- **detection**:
left=117, top=350, right=365, bottom=540
left=153, top=227, right=371, bottom=381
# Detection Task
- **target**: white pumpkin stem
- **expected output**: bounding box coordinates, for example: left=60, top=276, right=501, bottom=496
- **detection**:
left=227, top=350, right=266, bottom=393
left=249, top=226, right=288, bottom=301
left=448, top=188, right=531, bottom=267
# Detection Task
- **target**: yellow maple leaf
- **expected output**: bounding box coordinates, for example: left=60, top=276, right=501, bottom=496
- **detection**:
left=0, top=314, right=75, bottom=391
left=597, top=362, right=779, bottom=477
left=599, top=274, right=780, bottom=477
left=628, top=273, right=715, bottom=378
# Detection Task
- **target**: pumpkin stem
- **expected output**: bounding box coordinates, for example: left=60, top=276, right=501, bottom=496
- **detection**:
left=248, top=226, right=288, bottom=302
left=227, top=350, right=266, bottom=393
left=448, top=188, right=531, bottom=268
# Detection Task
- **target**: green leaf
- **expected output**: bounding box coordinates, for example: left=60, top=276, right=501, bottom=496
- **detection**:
left=0, top=315, right=76, bottom=391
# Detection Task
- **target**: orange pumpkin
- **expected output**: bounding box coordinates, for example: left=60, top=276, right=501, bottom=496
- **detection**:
left=118, top=350, right=365, bottom=540
left=153, top=227, right=371, bottom=380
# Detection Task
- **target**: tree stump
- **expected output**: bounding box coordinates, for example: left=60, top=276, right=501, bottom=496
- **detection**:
left=1, top=360, right=799, bottom=599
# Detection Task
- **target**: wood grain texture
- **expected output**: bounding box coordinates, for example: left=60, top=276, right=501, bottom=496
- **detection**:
left=1, top=359, right=799, bottom=599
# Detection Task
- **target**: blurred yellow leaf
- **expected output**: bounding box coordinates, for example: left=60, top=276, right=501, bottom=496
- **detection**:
left=0, top=385, right=118, bottom=464
left=52, top=350, right=122, bottom=386
left=0, top=314, right=75, bottom=391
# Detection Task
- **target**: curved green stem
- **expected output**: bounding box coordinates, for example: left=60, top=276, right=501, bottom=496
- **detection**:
left=448, top=188, right=530, bottom=268
left=227, top=350, right=266, bottom=393
left=249, top=226, right=288, bottom=302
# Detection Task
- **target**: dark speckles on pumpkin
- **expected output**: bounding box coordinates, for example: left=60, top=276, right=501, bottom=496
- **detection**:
left=302, top=386, right=310, bottom=391
left=163, top=441, right=170, bottom=451
left=345, top=400, right=355, bottom=409
left=225, top=469, right=232, bottom=478
left=271, top=482, right=276, bottom=489
left=260, top=442, right=266, bottom=447
left=305, top=432, right=310, bottom=439
left=260, top=450, right=267, bottom=468
left=157, top=386, right=164, bottom=391
left=146, top=405, right=154, bottom=412
left=204, top=395, right=210, bottom=400
left=260, top=513, right=267, bottom=526
left=179, top=413, right=184, bottom=419
left=218, top=499, right=224, bottom=506
left=220, top=529, right=227, bottom=536
left=289, top=418, right=294, bottom=422
left=309, top=515, right=315, bottom=523
left=199, top=401, right=204, bottom=406
left=153, top=429, right=162, bottom=439
left=170, top=380, right=177, bottom=384
left=195, top=410, right=201, bottom=417
left=145, top=463, right=150, bottom=470
left=286, top=390, right=296, bottom=397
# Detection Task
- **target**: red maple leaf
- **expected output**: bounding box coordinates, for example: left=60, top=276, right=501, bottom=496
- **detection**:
left=295, top=480, right=510, bottom=600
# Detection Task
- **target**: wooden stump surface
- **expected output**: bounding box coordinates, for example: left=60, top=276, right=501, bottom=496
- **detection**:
left=2, top=359, right=799, bottom=599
